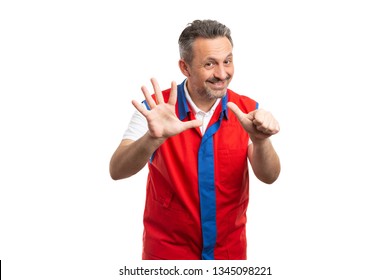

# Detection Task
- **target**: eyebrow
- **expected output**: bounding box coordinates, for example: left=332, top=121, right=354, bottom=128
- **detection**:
left=205, top=53, right=233, bottom=62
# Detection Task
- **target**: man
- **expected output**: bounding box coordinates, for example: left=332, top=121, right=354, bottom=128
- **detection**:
left=110, top=19, right=280, bottom=260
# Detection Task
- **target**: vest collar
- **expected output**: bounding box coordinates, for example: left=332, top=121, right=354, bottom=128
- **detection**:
left=177, top=80, right=229, bottom=121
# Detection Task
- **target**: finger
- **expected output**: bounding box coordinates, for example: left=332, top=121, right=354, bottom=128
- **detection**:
left=256, top=122, right=280, bottom=135
left=181, top=119, right=202, bottom=130
left=227, top=102, right=246, bottom=121
left=258, top=127, right=273, bottom=135
left=132, top=100, right=149, bottom=117
left=168, top=81, right=177, bottom=105
left=228, top=102, right=255, bottom=128
left=253, top=118, right=265, bottom=129
left=256, top=116, right=270, bottom=131
left=266, top=118, right=280, bottom=133
left=253, top=109, right=266, bottom=126
left=275, top=122, right=280, bottom=132
left=151, top=77, right=164, bottom=104
left=253, top=110, right=280, bottom=134
left=141, top=85, right=156, bottom=109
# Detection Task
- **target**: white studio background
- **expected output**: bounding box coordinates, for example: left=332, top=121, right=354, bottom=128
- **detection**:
left=0, top=0, right=389, bottom=279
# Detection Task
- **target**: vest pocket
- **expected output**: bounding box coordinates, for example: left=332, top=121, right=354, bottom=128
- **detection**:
left=143, top=192, right=201, bottom=259
left=216, top=148, right=248, bottom=189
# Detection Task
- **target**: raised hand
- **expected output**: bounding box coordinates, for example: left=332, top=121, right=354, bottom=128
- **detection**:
left=132, top=78, right=202, bottom=140
left=227, top=102, right=280, bottom=143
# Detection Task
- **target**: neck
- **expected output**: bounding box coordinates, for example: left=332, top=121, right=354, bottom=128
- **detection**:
left=190, top=93, right=217, bottom=112
left=186, top=83, right=218, bottom=112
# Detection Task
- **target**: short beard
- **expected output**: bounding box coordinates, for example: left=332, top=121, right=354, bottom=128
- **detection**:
left=203, top=88, right=227, bottom=100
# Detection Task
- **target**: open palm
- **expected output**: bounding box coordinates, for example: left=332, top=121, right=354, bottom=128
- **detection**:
left=132, top=78, right=202, bottom=140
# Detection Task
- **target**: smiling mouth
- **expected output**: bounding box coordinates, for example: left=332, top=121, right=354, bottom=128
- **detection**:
left=210, top=81, right=225, bottom=86
left=207, top=76, right=231, bottom=86
left=207, top=80, right=227, bottom=89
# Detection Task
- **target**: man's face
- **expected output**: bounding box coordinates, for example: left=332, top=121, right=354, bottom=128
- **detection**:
left=186, top=37, right=234, bottom=100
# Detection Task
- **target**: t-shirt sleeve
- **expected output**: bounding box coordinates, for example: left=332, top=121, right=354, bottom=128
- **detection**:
left=122, top=109, right=148, bottom=141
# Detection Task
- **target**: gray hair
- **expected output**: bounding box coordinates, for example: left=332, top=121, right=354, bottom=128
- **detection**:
left=178, top=19, right=233, bottom=63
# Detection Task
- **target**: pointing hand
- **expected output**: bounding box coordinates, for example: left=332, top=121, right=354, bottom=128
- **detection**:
left=227, top=102, right=280, bottom=143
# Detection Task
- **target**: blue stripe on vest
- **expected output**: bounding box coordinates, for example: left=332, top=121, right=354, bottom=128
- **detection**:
left=198, top=94, right=228, bottom=260
left=142, top=100, right=151, bottom=110
left=177, top=82, right=189, bottom=120
left=162, top=80, right=230, bottom=259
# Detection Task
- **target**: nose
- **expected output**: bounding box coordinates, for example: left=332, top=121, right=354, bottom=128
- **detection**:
left=213, top=64, right=228, bottom=80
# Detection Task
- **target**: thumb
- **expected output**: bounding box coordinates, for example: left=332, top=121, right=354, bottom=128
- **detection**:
left=227, top=102, right=246, bottom=121
left=182, top=119, right=203, bottom=130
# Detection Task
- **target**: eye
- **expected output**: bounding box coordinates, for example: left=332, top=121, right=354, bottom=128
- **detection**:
left=224, top=59, right=232, bottom=65
left=205, top=62, right=214, bottom=69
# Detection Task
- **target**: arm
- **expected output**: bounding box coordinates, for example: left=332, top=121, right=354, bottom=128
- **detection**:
left=227, top=102, right=281, bottom=184
left=248, top=139, right=280, bottom=184
left=109, top=135, right=164, bottom=180
left=109, top=78, right=202, bottom=180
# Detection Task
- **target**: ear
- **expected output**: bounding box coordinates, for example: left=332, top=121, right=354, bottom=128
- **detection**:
left=178, top=59, right=190, bottom=77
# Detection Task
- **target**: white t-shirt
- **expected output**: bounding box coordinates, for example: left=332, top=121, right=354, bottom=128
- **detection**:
left=123, top=81, right=221, bottom=140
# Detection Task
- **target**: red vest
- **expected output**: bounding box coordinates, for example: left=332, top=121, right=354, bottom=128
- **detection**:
left=142, top=80, right=258, bottom=260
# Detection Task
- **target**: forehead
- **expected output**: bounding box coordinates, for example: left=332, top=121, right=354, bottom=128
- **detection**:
left=192, top=37, right=233, bottom=61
